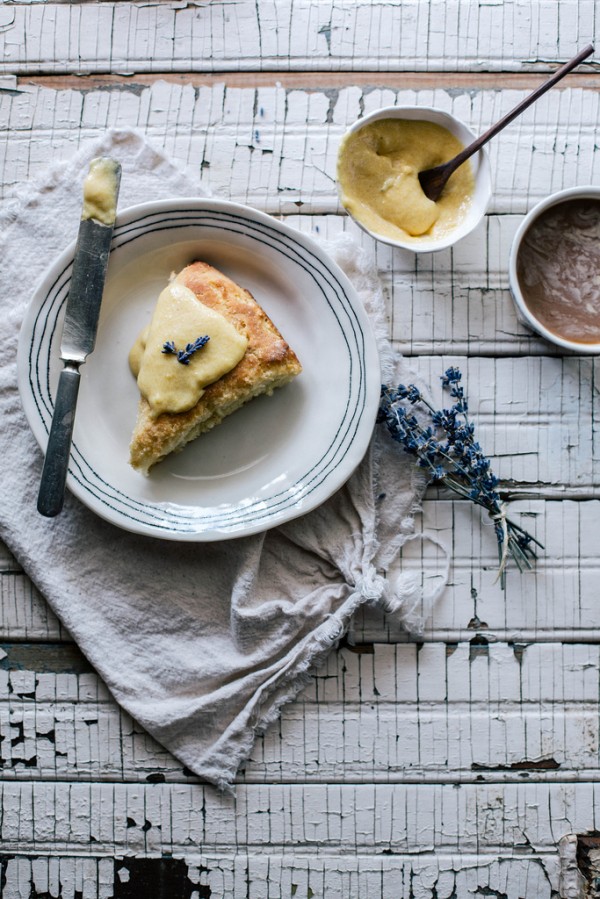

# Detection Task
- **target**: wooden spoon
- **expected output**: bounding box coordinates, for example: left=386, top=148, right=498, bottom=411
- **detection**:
left=418, top=44, right=595, bottom=203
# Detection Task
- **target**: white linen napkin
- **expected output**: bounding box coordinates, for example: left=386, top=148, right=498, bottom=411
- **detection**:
left=0, top=129, right=439, bottom=788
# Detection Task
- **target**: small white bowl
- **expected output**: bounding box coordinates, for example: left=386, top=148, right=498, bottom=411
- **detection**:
left=336, top=105, right=492, bottom=253
left=509, top=186, right=600, bottom=354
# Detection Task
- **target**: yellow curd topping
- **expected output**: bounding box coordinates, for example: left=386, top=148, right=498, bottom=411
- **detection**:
left=129, top=281, right=248, bottom=417
left=337, top=118, right=474, bottom=242
left=82, top=157, right=120, bottom=225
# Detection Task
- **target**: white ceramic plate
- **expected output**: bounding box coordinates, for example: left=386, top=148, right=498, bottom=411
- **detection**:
left=18, top=199, right=380, bottom=540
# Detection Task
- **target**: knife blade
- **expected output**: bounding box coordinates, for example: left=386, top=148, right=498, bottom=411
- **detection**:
left=37, top=157, right=122, bottom=517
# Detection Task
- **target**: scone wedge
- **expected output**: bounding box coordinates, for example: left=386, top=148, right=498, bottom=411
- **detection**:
left=129, top=261, right=302, bottom=474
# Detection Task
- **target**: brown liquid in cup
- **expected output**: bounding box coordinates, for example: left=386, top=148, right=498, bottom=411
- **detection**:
left=516, top=197, right=600, bottom=344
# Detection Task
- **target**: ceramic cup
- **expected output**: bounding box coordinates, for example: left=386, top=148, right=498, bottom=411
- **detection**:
left=508, top=186, right=600, bottom=353
left=336, top=105, right=492, bottom=253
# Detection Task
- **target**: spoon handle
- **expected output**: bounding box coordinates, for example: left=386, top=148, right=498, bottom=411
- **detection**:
left=445, top=44, right=595, bottom=177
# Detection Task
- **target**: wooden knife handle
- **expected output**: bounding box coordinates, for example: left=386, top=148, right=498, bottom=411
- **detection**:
left=37, top=363, right=81, bottom=517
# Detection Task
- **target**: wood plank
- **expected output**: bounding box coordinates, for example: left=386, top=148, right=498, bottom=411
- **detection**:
left=3, top=499, right=600, bottom=644
left=0, top=780, right=594, bottom=859
left=18, top=71, right=600, bottom=92
left=0, top=1, right=597, bottom=76
left=0, top=566, right=66, bottom=642
left=407, top=358, right=598, bottom=491
left=1, top=640, right=600, bottom=784
left=0, top=543, right=22, bottom=572
left=1, top=83, right=599, bottom=219
left=362, top=499, right=600, bottom=643
left=291, top=212, right=544, bottom=356
left=0, top=850, right=566, bottom=899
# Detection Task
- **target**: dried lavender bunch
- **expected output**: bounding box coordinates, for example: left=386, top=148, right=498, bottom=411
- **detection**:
left=378, top=367, right=542, bottom=586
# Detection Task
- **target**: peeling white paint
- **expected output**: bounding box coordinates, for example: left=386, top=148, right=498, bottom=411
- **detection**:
left=0, top=0, right=596, bottom=75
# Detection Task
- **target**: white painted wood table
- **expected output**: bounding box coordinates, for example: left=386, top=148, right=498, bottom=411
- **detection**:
left=1, top=3, right=600, bottom=898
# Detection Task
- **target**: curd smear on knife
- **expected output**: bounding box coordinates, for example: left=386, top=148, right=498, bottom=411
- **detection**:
left=82, top=157, right=120, bottom=225
left=337, top=118, right=475, bottom=242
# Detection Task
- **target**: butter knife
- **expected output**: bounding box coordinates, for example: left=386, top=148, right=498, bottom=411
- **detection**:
left=37, top=157, right=122, bottom=517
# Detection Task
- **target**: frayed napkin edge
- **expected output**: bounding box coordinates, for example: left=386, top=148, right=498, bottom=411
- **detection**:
left=175, top=586, right=375, bottom=792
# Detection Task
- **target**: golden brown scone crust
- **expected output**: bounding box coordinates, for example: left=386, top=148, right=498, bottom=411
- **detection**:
left=129, top=261, right=302, bottom=473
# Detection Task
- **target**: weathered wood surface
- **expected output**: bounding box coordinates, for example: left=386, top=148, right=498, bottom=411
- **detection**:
left=0, top=842, right=569, bottom=899
left=2, top=81, right=600, bottom=216
left=2, top=1, right=600, bottom=897
left=0, top=0, right=597, bottom=75
left=1, top=638, right=600, bottom=783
